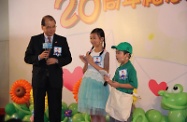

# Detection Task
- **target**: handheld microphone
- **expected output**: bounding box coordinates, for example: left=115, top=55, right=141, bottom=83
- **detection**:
left=104, top=81, right=108, bottom=86
left=42, top=43, right=52, bottom=59
left=43, top=42, right=52, bottom=50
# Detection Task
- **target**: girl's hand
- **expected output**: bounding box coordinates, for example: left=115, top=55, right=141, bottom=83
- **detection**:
left=85, top=51, right=94, bottom=64
left=104, top=75, right=110, bottom=82
left=79, top=55, right=87, bottom=64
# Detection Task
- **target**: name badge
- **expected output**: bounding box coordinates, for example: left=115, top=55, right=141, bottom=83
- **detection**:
left=53, top=47, right=62, bottom=56
left=119, top=69, right=127, bottom=80
left=93, top=56, right=102, bottom=66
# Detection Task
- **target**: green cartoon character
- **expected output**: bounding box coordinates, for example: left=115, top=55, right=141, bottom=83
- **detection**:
left=159, top=84, right=187, bottom=122
left=132, top=84, right=187, bottom=122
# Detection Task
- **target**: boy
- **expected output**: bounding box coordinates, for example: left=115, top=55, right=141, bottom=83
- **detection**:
left=104, top=42, right=138, bottom=122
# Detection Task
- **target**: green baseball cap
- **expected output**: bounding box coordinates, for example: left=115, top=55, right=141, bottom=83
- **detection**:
left=111, top=42, right=133, bottom=54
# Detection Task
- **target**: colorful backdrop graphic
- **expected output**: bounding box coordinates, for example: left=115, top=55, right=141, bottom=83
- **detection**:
left=63, top=66, right=83, bottom=91
left=8, top=0, right=187, bottom=113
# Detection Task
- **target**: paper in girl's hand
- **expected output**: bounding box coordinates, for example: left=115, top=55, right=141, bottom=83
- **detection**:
left=99, top=70, right=109, bottom=86
left=99, top=70, right=109, bottom=77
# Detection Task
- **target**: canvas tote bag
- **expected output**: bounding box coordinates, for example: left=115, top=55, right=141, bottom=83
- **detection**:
left=105, top=87, right=133, bottom=121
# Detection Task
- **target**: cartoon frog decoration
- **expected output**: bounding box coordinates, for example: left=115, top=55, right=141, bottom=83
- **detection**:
left=132, top=84, right=187, bottom=122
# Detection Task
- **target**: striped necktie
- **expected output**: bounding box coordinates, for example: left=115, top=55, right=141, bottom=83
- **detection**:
left=48, top=36, right=51, bottom=43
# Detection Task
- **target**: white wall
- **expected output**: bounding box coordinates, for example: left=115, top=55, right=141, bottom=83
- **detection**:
left=0, top=0, right=9, bottom=108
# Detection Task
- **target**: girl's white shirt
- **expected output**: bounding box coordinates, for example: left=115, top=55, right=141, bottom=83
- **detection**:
left=83, top=50, right=107, bottom=83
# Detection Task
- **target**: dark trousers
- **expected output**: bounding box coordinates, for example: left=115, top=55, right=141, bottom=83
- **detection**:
left=33, top=79, right=62, bottom=122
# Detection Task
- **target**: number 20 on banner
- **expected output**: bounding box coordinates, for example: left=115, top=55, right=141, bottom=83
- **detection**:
left=54, top=0, right=181, bottom=28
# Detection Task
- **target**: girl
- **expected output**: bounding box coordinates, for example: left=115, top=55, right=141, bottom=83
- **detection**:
left=78, top=28, right=110, bottom=122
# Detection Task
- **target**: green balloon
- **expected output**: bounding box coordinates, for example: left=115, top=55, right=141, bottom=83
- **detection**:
left=163, top=115, right=169, bottom=122
left=72, top=113, right=84, bottom=122
left=12, top=103, right=31, bottom=119
left=133, top=108, right=145, bottom=118
left=62, top=101, right=68, bottom=110
left=13, top=103, right=30, bottom=115
left=29, top=104, right=34, bottom=112
left=68, top=103, right=78, bottom=116
left=84, top=113, right=91, bottom=121
left=44, top=113, right=49, bottom=122
left=146, top=109, right=162, bottom=122
left=62, top=117, right=69, bottom=122
left=61, top=109, right=66, bottom=120
left=16, top=110, right=28, bottom=120
left=5, top=103, right=16, bottom=116
left=4, top=114, right=11, bottom=121
left=132, top=108, right=148, bottom=122
left=22, top=115, right=31, bottom=121
left=105, top=114, right=110, bottom=122
left=68, top=117, right=73, bottom=122
left=61, top=102, right=68, bottom=120
left=11, top=113, right=20, bottom=119
left=16, top=104, right=29, bottom=111
left=45, top=108, right=49, bottom=118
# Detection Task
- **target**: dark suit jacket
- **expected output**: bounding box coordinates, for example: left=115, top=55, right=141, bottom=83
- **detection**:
left=24, top=33, right=72, bottom=88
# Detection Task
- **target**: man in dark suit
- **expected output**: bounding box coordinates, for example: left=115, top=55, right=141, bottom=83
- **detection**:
left=24, top=15, right=72, bottom=122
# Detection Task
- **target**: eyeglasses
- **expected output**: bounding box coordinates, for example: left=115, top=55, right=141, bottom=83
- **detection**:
left=45, top=25, right=57, bottom=29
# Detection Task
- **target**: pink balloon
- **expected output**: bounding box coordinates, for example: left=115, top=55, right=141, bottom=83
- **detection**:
left=63, top=66, right=83, bottom=91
